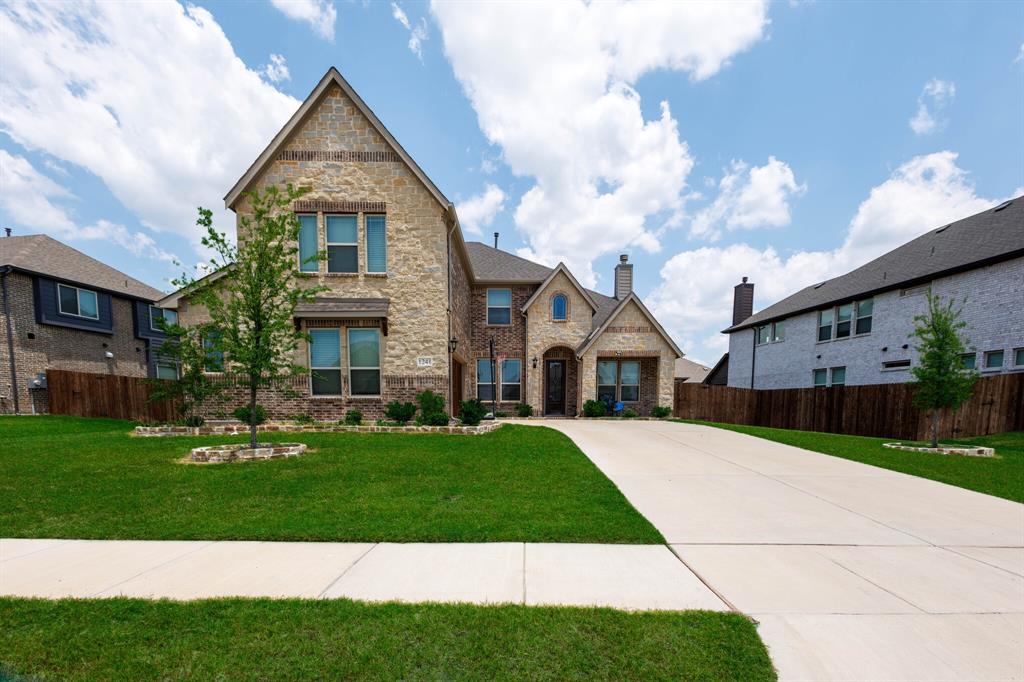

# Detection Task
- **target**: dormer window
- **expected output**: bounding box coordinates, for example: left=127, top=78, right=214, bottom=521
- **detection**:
left=552, top=294, right=567, bottom=321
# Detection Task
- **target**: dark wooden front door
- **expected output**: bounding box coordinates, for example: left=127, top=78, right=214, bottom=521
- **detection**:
left=452, top=360, right=463, bottom=417
left=545, top=360, right=566, bottom=415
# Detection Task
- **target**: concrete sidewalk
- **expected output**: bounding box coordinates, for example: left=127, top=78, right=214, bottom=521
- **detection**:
left=0, top=538, right=727, bottom=612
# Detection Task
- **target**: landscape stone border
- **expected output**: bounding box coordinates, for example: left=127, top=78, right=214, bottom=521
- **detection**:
left=136, top=421, right=503, bottom=437
left=883, top=442, right=995, bottom=458
left=190, top=442, right=307, bottom=463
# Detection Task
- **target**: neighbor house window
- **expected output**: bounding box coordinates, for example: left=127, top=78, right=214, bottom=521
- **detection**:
left=817, top=309, right=833, bottom=342
left=348, top=328, right=381, bottom=395
left=813, top=368, right=827, bottom=387
left=326, top=215, right=358, bottom=273
left=486, top=289, right=512, bottom=325
left=835, top=303, right=853, bottom=338
left=882, top=359, right=911, bottom=370
left=961, top=353, right=977, bottom=370
left=156, top=363, right=178, bottom=380
left=984, top=350, right=1004, bottom=370
left=597, top=360, right=617, bottom=404
left=149, top=306, right=178, bottom=332
left=203, top=330, right=224, bottom=372
left=501, top=359, right=521, bottom=401
left=1015, top=348, right=1024, bottom=367
left=57, top=284, right=98, bottom=320
left=365, top=214, right=387, bottom=273
left=297, top=214, right=318, bottom=272
left=757, top=325, right=771, bottom=345
left=477, top=358, right=495, bottom=401
left=309, top=328, right=342, bottom=395
left=772, top=320, right=785, bottom=342
left=855, top=298, right=873, bottom=334
left=619, top=361, right=640, bottom=402
left=551, top=294, right=567, bottom=321
left=830, top=366, right=846, bottom=385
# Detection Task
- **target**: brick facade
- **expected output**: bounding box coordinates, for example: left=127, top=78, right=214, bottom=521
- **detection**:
left=467, top=284, right=531, bottom=406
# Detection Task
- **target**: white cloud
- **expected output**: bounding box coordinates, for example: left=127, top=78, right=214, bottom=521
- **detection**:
left=0, top=150, right=176, bottom=263
left=391, top=3, right=428, bottom=60
left=262, top=54, right=291, bottom=83
left=0, top=1, right=299, bottom=249
left=650, top=151, right=1003, bottom=365
left=269, top=0, right=336, bottom=41
left=1015, top=43, right=1024, bottom=64
left=690, top=156, right=806, bottom=240
left=457, top=184, right=506, bottom=235
left=909, top=78, right=955, bottom=135
left=432, top=0, right=768, bottom=285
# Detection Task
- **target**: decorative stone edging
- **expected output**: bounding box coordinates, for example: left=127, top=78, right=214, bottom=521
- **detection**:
left=135, top=421, right=503, bottom=437
left=883, top=442, right=995, bottom=458
left=190, top=442, right=307, bottom=463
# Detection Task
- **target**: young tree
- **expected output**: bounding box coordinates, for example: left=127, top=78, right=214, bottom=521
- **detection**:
left=147, top=321, right=223, bottom=425
left=175, top=185, right=324, bottom=447
left=910, top=292, right=977, bottom=448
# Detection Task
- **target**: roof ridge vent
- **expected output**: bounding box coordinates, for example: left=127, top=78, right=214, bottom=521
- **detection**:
left=992, top=200, right=1012, bottom=212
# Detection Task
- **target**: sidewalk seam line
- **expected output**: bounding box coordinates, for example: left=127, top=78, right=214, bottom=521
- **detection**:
left=666, top=544, right=738, bottom=613
left=92, top=541, right=216, bottom=598
left=317, top=543, right=377, bottom=599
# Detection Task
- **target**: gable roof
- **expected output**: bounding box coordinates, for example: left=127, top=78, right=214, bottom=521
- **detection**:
left=726, top=196, right=1024, bottom=332
left=675, top=357, right=711, bottom=382
left=576, top=292, right=684, bottom=358
left=520, top=262, right=597, bottom=312
left=704, top=353, right=729, bottom=385
left=0, top=234, right=163, bottom=301
left=465, top=242, right=553, bottom=282
left=224, top=67, right=450, bottom=211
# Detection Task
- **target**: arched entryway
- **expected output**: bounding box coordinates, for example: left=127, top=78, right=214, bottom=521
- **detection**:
left=541, top=346, right=578, bottom=416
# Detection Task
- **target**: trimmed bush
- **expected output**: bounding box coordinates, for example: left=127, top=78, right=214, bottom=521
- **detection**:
left=415, top=390, right=448, bottom=426
left=180, top=415, right=205, bottom=428
left=459, top=399, right=487, bottom=426
left=651, top=405, right=672, bottom=419
left=290, top=413, right=314, bottom=425
left=233, top=405, right=267, bottom=426
left=344, top=410, right=363, bottom=426
left=385, top=401, right=417, bottom=425
left=582, top=400, right=607, bottom=418
left=621, top=408, right=638, bottom=419
left=515, top=403, right=534, bottom=418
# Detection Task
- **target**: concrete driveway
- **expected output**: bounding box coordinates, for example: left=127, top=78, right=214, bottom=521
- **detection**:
left=543, top=419, right=1024, bottom=681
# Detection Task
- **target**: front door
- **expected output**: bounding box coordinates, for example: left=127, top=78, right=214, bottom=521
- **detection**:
left=545, top=360, right=566, bottom=415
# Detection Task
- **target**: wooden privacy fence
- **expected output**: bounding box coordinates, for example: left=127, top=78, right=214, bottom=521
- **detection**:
left=674, top=373, right=1024, bottom=441
left=46, top=370, right=178, bottom=423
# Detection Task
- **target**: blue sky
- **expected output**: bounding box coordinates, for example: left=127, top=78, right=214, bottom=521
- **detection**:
left=1, top=0, right=1021, bottom=364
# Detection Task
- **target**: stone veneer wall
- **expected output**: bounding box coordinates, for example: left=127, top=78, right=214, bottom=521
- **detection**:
left=468, top=284, right=532, bottom=406
left=0, top=271, right=150, bottom=414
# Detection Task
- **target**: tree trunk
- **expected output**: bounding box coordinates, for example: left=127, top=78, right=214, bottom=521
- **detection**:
left=249, top=378, right=258, bottom=449
left=930, top=409, right=940, bottom=449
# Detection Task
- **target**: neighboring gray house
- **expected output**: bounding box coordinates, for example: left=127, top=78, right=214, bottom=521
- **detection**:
left=723, top=197, right=1024, bottom=389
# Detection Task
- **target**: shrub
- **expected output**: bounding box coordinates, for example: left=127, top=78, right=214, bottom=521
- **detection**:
left=651, top=405, right=671, bottom=419
left=343, top=409, right=363, bottom=426
left=494, top=411, right=508, bottom=418
left=516, top=403, right=534, bottom=418
left=385, top=401, right=417, bottom=425
left=233, top=405, right=267, bottom=426
left=290, top=413, right=314, bottom=425
left=582, top=400, right=607, bottom=418
left=415, top=390, right=448, bottom=426
left=459, top=399, right=487, bottom=426
left=621, top=408, right=638, bottom=419
left=180, top=415, right=205, bottom=428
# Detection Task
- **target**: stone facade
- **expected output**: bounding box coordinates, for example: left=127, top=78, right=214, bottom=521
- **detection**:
left=0, top=271, right=152, bottom=414
left=727, top=257, right=1024, bottom=388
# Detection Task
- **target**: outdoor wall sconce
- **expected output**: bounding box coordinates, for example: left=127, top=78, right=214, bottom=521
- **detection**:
left=902, top=344, right=909, bottom=349
left=448, top=337, right=458, bottom=353
left=532, top=356, right=538, bottom=369
left=882, top=346, right=888, bottom=352
left=104, top=351, right=114, bottom=359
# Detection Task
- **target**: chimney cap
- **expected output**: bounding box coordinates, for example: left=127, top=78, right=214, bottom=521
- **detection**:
left=741, top=276, right=748, bottom=284
left=619, top=254, right=628, bottom=263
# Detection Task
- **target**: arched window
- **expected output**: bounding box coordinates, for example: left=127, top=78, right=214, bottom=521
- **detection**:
left=551, top=294, right=568, bottom=321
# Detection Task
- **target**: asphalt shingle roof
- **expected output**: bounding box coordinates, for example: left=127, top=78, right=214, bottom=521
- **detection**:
left=0, top=234, right=164, bottom=301
left=725, top=196, right=1024, bottom=332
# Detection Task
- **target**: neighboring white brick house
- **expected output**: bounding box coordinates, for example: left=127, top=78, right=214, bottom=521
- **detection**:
left=724, top=198, right=1024, bottom=389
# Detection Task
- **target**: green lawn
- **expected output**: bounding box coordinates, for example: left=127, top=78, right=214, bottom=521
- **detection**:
left=0, top=598, right=774, bottom=681
left=680, top=420, right=1024, bottom=503
left=0, top=416, right=661, bottom=543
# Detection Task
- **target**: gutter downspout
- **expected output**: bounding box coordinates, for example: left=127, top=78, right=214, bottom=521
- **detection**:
left=750, top=328, right=756, bottom=390
left=445, top=205, right=457, bottom=415
left=1, top=266, right=19, bottom=414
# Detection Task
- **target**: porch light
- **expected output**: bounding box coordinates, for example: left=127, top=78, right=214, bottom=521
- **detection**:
left=531, top=356, right=538, bottom=369
left=449, top=337, right=458, bottom=353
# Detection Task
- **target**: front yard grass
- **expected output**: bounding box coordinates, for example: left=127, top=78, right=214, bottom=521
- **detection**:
left=680, top=420, right=1024, bottom=503
left=0, top=416, right=662, bottom=543
left=0, top=598, right=775, bottom=681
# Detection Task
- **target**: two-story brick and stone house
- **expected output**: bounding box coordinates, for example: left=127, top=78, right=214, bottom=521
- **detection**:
left=159, top=67, right=682, bottom=419
left=1, top=234, right=169, bottom=414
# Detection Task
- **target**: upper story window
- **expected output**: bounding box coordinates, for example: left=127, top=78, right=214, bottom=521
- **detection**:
left=817, top=309, right=833, bottom=342
left=297, top=214, right=318, bottom=272
left=817, top=298, right=872, bottom=342
left=326, top=215, right=358, bottom=273
left=57, top=283, right=99, bottom=320
left=756, top=320, right=785, bottom=345
left=156, top=363, right=179, bottom=380
left=365, top=214, right=387, bottom=273
left=348, top=328, right=381, bottom=396
left=551, top=294, right=567, bottom=321
left=203, top=330, right=224, bottom=372
left=835, top=303, right=853, bottom=338
left=149, top=306, right=178, bottom=332
left=309, top=328, right=342, bottom=396
left=757, top=325, right=771, bottom=345
left=855, top=298, right=873, bottom=334
left=487, top=288, right=512, bottom=325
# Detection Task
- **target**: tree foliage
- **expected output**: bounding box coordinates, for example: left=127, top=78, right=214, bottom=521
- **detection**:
left=910, top=292, right=977, bottom=447
left=147, top=321, right=222, bottom=425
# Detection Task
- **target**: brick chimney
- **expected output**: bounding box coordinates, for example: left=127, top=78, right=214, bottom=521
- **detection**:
left=614, top=254, right=633, bottom=299
left=732, top=276, right=754, bottom=325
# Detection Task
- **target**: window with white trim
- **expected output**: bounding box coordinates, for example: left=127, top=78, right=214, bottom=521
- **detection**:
left=309, top=329, right=342, bottom=395
left=830, top=366, right=846, bottom=385
left=855, top=298, right=873, bottom=334
left=297, top=214, right=318, bottom=272
left=149, top=306, right=178, bottom=332
left=1015, top=348, right=1024, bottom=367
left=348, top=328, right=381, bottom=395
left=156, top=363, right=178, bottom=380
left=501, top=359, right=521, bottom=401
left=813, top=368, right=827, bottom=387
left=326, top=215, right=358, bottom=273
left=57, top=284, right=99, bottom=320
left=817, top=309, right=833, bottom=342
left=486, top=289, right=511, bottom=325
left=835, top=303, right=853, bottom=338
left=477, top=358, right=495, bottom=401
left=984, top=350, right=1004, bottom=370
